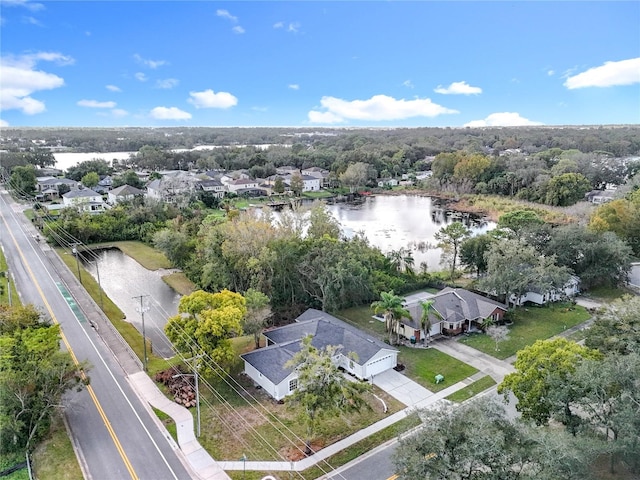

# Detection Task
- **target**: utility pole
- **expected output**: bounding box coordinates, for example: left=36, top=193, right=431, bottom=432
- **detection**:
left=132, top=294, right=150, bottom=371
left=175, top=354, right=204, bottom=437
left=71, top=244, right=82, bottom=285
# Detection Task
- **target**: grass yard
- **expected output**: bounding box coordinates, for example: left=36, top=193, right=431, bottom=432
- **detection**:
left=582, top=285, right=632, bottom=302
left=161, top=271, right=196, bottom=296
left=399, top=346, right=478, bottom=392
left=335, top=306, right=388, bottom=339
left=194, top=336, right=405, bottom=464
left=0, top=249, right=19, bottom=306
left=459, top=302, right=591, bottom=360
left=32, top=414, right=83, bottom=480
left=445, top=376, right=496, bottom=403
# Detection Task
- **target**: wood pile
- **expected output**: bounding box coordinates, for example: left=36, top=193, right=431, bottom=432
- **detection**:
left=154, top=366, right=197, bottom=408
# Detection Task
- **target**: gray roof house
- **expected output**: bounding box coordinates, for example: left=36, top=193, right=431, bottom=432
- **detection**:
left=62, top=188, right=106, bottom=213
left=108, top=184, right=144, bottom=204
left=398, top=287, right=507, bottom=340
left=241, top=309, right=398, bottom=400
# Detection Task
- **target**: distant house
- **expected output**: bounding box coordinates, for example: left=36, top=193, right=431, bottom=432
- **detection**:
left=145, top=172, right=200, bottom=204
left=377, top=178, right=399, bottom=188
left=62, top=188, right=106, bottom=213
left=226, top=178, right=261, bottom=193
left=283, top=173, right=321, bottom=192
left=585, top=189, right=616, bottom=204
left=94, top=175, right=113, bottom=194
left=241, top=309, right=398, bottom=401
left=302, top=167, right=331, bottom=187
left=275, top=166, right=300, bottom=175
left=198, top=179, right=227, bottom=198
left=36, top=176, right=79, bottom=200
left=108, top=184, right=144, bottom=204
left=396, top=288, right=508, bottom=339
left=511, top=276, right=580, bottom=306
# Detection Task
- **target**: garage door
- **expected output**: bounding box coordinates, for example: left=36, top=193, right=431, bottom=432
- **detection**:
left=366, top=355, right=394, bottom=377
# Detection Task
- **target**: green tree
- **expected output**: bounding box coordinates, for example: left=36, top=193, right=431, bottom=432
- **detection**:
left=112, top=170, right=144, bottom=189
left=584, top=295, right=640, bottom=355
left=164, top=289, right=245, bottom=371
left=339, top=162, right=369, bottom=193
left=434, top=222, right=471, bottom=280
left=306, top=202, right=341, bottom=240
left=419, top=299, right=441, bottom=342
left=393, top=398, right=592, bottom=480
left=0, top=305, right=86, bottom=453
left=242, top=288, right=271, bottom=349
left=371, top=290, right=410, bottom=345
left=152, top=229, right=194, bottom=268
left=9, top=165, right=37, bottom=196
left=65, top=159, right=112, bottom=181
left=290, top=172, right=304, bottom=196
left=589, top=190, right=640, bottom=256
left=497, top=209, right=544, bottom=235
left=499, top=338, right=602, bottom=426
left=285, top=336, right=371, bottom=454
left=81, top=171, right=100, bottom=188
left=459, top=233, right=494, bottom=277
left=273, top=176, right=285, bottom=194
left=545, top=172, right=591, bottom=206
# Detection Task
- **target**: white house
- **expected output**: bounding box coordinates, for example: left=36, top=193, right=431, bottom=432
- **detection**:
left=241, top=309, right=398, bottom=401
left=198, top=179, right=227, bottom=198
left=62, top=188, right=106, bottom=213
left=36, top=176, right=79, bottom=200
left=226, top=178, right=260, bottom=193
left=377, top=178, right=399, bottom=188
left=511, top=275, right=581, bottom=306
left=302, top=167, right=331, bottom=187
left=108, top=184, right=144, bottom=204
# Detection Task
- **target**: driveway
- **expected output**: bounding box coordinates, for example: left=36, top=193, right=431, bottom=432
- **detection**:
left=372, top=369, right=433, bottom=406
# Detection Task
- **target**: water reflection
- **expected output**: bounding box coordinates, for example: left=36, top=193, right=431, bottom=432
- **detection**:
left=82, top=249, right=179, bottom=358
left=325, top=195, right=495, bottom=271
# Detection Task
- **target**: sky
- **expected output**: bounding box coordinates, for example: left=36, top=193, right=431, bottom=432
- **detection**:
left=1, top=1, right=639, bottom=129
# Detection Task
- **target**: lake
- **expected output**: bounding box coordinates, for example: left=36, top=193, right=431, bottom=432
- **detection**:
left=325, top=195, right=495, bottom=272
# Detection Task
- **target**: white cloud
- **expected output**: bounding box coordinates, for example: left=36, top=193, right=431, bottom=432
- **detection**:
left=156, top=78, right=179, bottom=89
left=22, top=15, right=42, bottom=25
left=307, top=94, right=458, bottom=123
left=188, top=89, right=238, bottom=109
left=564, top=57, right=640, bottom=89
left=133, top=53, right=166, bottom=69
left=77, top=99, right=116, bottom=108
left=111, top=108, right=128, bottom=118
left=288, top=22, right=300, bottom=33
left=134, top=72, right=148, bottom=82
left=273, top=21, right=284, bottom=29
left=216, top=9, right=237, bottom=22
left=0, top=52, right=71, bottom=114
left=434, top=81, right=482, bottom=95
left=403, top=80, right=414, bottom=89
left=251, top=106, right=268, bottom=112
left=288, top=84, right=300, bottom=90
left=106, top=84, right=121, bottom=92
left=232, top=25, right=245, bottom=34
left=547, top=70, right=555, bottom=76
left=464, top=112, right=543, bottom=127
left=1, top=0, right=44, bottom=11
left=149, top=106, right=191, bottom=120
left=0, top=119, right=9, bottom=127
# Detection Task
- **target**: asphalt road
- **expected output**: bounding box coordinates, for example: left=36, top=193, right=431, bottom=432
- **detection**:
left=0, top=192, right=191, bottom=480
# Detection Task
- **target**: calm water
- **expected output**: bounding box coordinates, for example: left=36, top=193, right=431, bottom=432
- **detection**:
left=326, top=195, right=495, bottom=271
left=82, top=249, right=179, bottom=358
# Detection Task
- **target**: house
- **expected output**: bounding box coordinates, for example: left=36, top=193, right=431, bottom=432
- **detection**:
left=198, top=179, right=227, bottom=198
left=241, top=309, right=398, bottom=401
left=377, top=178, right=399, bottom=188
left=284, top=173, right=321, bottom=192
left=397, top=288, right=508, bottom=339
left=226, top=178, right=261, bottom=193
left=145, top=172, right=200, bottom=204
left=94, top=175, right=113, bottom=194
left=585, top=189, right=616, bottom=204
left=511, top=275, right=580, bottom=306
left=36, top=176, right=79, bottom=200
left=62, top=188, right=106, bottom=213
left=108, top=184, right=144, bottom=204
left=302, top=167, right=331, bottom=187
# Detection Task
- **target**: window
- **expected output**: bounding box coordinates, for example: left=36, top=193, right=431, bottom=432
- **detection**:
left=289, top=378, right=298, bottom=392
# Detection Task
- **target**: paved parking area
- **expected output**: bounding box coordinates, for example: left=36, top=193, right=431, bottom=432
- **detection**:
left=372, top=369, right=433, bottom=406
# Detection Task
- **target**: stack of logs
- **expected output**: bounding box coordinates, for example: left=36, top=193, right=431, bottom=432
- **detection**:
left=154, top=366, right=197, bottom=408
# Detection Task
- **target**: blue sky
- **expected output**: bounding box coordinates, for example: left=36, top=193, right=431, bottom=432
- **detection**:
left=1, top=1, right=639, bottom=128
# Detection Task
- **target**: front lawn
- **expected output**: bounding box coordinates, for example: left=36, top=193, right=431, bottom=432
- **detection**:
left=459, top=302, right=591, bottom=360
left=445, top=376, right=496, bottom=403
left=399, top=347, right=478, bottom=392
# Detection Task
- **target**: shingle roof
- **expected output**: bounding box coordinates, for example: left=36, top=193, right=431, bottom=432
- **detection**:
left=241, top=309, right=397, bottom=384
left=110, top=185, right=144, bottom=196
left=63, top=188, right=101, bottom=199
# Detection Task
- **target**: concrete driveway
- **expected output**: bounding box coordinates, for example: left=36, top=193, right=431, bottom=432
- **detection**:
left=372, top=369, right=433, bottom=406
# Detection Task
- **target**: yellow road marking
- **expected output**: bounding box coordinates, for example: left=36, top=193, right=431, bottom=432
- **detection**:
left=2, top=211, right=138, bottom=480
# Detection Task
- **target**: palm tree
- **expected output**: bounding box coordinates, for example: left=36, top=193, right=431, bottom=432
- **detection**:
left=419, top=299, right=442, bottom=343
left=371, top=291, right=411, bottom=345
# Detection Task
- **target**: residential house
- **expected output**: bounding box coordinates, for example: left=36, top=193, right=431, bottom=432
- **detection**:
left=396, top=288, right=508, bottom=340
left=302, top=167, right=331, bottom=188
left=94, top=175, right=113, bottom=194
left=108, top=184, right=144, bottom=204
left=377, top=178, right=399, bottom=188
left=36, top=176, right=79, bottom=200
left=585, top=189, right=616, bottom=204
left=281, top=173, right=321, bottom=192
left=62, top=188, right=106, bottom=213
left=275, top=166, right=300, bottom=176
left=511, top=275, right=580, bottom=306
left=241, top=309, right=398, bottom=401
left=226, top=178, right=261, bottom=193
left=198, top=179, right=227, bottom=198
left=145, top=171, right=200, bottom=204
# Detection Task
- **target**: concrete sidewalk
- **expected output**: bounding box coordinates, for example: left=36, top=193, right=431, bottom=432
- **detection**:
left=431, top=338, right=515, bottom=382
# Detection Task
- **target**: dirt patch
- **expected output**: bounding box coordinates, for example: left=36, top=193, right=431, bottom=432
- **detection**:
left=280, top=440, right=326, bottom=461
